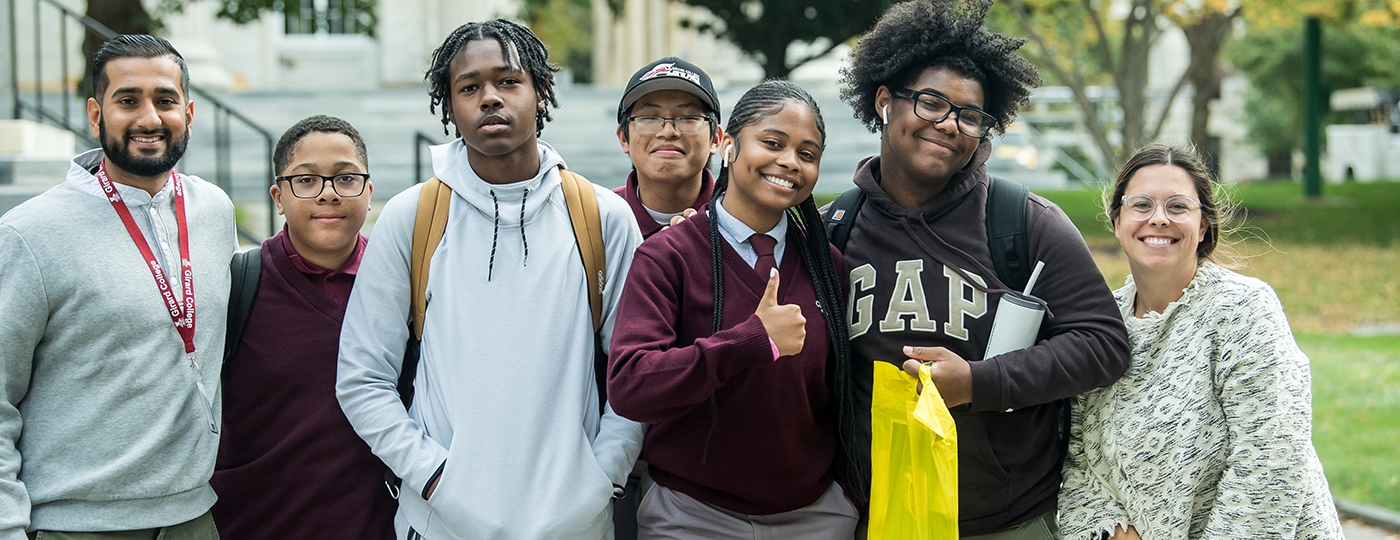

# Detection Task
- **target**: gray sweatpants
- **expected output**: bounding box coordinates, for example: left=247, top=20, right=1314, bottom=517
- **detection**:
left=636, top=473, right=859, bottom=540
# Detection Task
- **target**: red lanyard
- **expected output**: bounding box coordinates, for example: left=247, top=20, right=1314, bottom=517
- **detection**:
left=96, top=161, right=196, bottom=355
left=95, top=161, right=217, bottom=433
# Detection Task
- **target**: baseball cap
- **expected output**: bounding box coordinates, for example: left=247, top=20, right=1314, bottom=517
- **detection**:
left=617, top=57, right=720, bottom=125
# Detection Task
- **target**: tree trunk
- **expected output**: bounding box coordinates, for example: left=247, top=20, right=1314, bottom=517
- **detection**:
left=81, top=0, right=157, bottom=96
left=760, top=41, right=791, bottom=81
left=1181, top=9, right=1238, bottom=160
left=1116, top=0, right=1158, bottom=155
left=1009, top=0, right=1122, bottom=172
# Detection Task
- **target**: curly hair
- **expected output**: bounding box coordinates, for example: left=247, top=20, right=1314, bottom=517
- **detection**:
left=838, top=0, right=1042, bottom=135
left=425, top=19, right=560, bottom=138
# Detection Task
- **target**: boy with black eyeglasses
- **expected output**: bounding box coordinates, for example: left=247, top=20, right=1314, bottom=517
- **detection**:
left=614, top=57, right=723, bottom=239
left=211, top=114, right=393, bottom=540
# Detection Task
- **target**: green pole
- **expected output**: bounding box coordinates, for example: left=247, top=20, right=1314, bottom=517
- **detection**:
left=1303, top=17, right=1323, bottom=198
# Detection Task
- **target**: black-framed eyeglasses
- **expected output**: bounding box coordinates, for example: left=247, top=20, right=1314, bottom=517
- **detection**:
left=626, top=115, right=712, bottom=135
left=889, top=88, right=999, bottom=138
left=275, top=173, right=370, bottom=198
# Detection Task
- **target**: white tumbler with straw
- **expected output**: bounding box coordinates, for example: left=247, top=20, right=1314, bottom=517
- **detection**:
left=984, top=261, right=1047, bottom=359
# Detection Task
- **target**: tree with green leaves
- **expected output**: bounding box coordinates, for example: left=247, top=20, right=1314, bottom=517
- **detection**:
left=1228, top=2, right=1400, bottom=177
left=655, top=0, right=894, bottom=80
left=81, top=0, right=375, bottom=93
left=997, top=0, right=1181, bottom=171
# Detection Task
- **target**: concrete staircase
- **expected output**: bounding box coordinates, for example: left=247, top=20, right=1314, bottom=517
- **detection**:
left=0, top=120, right=77, bottom=216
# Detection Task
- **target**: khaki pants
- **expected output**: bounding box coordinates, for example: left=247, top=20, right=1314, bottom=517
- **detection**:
left=964, top=511, right=1062, bottom=540
left=29, top=510, right=217, bottom=540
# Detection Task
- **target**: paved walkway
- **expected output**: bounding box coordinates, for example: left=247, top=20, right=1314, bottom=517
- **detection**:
left=1345, top=518, right=1399, bottom=539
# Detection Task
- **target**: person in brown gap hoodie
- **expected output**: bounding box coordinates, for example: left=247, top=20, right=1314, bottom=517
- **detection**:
left=832, top=0, right=1130, bottom=537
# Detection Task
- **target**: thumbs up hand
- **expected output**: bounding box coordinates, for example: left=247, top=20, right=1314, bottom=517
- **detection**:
left=755, top=268, right=806, bottom=357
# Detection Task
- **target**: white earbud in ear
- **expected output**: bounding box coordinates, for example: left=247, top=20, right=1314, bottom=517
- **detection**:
left=881, top=104, right=889, bottom=125
left=722, top=144, right=734, bottom=168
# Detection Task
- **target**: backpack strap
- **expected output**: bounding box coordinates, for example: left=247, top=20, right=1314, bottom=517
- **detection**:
left=559, top=169, right=610, bottom=415
left=409, top=177, right=453, bottom=340
left=399, top=177, right=452, bottom=410
left=823, top=187, right=866, bottom=253
left=559, top=169, right=605, bottom=332
left=985, top=176, right=1031, bottom=292
left=223, top=246, right=262, bottom=372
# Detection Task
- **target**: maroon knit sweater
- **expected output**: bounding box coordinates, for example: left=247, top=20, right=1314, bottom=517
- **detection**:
left=612, top=169, right=714, bottom=239
left=211, top=232, right=395, bottom=540
left=609, top=211, right=847, bottom=515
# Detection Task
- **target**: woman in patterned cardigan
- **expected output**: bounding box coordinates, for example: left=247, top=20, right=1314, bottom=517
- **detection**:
left=1057, top=143, right=1344, bottom=540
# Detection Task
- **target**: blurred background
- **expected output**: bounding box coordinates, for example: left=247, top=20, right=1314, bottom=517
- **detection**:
left=1, top=1, right=1398, bottom=535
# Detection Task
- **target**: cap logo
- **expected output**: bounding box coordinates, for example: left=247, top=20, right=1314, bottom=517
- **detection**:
left=640, top=62, right=701, bottom=86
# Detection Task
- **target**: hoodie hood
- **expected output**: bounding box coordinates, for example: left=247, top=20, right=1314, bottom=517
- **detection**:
left=430, top=138, right=568, bottom=222
left=429, top=138, right=568, bottom=279
left=853, top=137, right=992, bottom=224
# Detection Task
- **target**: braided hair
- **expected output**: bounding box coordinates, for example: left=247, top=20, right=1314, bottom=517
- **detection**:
left=704, top=79, right=866, bottom=500
left=425, top=19, right=560, bottom=138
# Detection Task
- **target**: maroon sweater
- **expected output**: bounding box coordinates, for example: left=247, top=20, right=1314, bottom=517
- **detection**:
left=211, top=232, right=395, bottom=540
left=612, top=169, right=714, bottom=239
left=609, top=211, right=847, bottom=515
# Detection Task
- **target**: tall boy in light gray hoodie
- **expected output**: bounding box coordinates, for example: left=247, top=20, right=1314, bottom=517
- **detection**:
left=336, top=20, right=645, bottom=540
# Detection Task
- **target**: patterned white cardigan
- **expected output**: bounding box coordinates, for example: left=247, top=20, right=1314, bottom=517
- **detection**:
left=1058, top=262, right=1344, bottom=540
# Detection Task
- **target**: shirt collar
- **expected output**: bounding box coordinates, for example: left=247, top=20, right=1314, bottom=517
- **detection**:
left=279, top=227, right=367, bottom=276
left=714, top=193, right=789, bottom=243
left=67, top=148, right=175, bottom=206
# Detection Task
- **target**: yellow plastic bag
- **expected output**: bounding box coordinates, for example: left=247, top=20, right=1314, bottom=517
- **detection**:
left=869, top=362, right=958, bottom=539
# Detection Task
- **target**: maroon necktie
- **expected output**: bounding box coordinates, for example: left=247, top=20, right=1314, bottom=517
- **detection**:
left=750, top=233, right=777, bottom=278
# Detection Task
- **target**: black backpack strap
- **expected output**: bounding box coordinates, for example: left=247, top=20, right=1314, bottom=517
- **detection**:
left=823, top=187, right=866, bottom=253
left=984, top=177, right=1073, bottom=467
left=223, top=247, right=262, bottom=372
left=985, top=176, right=1031, bottom=292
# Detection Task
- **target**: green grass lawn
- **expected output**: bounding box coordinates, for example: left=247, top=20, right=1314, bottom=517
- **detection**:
left=1301, top=334, right=1400, bottom=511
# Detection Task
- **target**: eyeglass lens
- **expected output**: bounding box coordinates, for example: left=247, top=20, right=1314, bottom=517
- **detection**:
left=1123, top=195, right=1199, bottom=222
left=286, top=174, right=367, bottom=198
left=631, top=116, right=708, bottom=135
left=911, top=93, right=993, bottom=138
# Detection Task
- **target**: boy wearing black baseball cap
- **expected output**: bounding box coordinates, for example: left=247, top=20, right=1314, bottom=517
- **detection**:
left=614, top=57, right=722, bottom=239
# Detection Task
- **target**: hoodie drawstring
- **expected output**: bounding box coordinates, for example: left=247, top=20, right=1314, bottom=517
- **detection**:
left=487, top=188, right=534, bottom=279
left=489, top=190, right=500, bottom=281
left=520, top=188, right=529, bottom=266
left=897, top=216, right=1054, bottom=318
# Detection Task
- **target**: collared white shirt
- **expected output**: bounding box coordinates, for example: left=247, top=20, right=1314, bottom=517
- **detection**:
left=713, top=193, right=788, bottom=269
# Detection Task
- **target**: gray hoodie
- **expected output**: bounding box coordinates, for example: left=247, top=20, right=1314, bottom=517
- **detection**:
left=0, top=149, right=235, bottom=537
left=337, top=140, right=645, bottom=539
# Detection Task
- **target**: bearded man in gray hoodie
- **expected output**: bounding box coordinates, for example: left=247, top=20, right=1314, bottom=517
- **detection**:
left=0, top=35, right=235, bottom=539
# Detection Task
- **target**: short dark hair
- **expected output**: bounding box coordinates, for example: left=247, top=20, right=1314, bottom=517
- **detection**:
left=838, top=0, right=1042, bottom=135
left=425, top=19, right=560, bottom=138
left=91, top=34, right=190, bottom=102
left=272, top=115, right=369, bottom=179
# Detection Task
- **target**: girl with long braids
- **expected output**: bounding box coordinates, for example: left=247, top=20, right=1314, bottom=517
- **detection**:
left=608, top=80, right=864, bottom=539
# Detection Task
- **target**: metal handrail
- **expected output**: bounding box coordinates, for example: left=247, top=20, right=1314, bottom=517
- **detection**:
left=8, top=0, right=276, bottom=239
left=414, top=131, right=441, bottom=184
